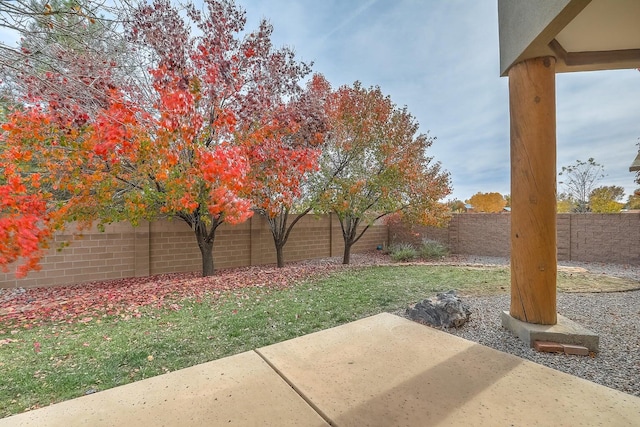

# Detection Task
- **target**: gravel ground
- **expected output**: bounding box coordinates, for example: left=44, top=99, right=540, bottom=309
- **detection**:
left=383, top=254, right=640, bottom=398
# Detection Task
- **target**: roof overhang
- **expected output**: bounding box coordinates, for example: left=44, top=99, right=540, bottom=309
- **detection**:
left=498, top=0, right=640, bottom=76
left=630, top=152, right=640, bottom=172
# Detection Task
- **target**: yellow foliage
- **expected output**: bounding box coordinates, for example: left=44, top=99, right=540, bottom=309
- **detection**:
left=466, top=192, right=506, bottom=213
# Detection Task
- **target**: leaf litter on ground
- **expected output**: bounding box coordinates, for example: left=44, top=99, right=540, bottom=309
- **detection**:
left=0, top=263, right=344, bottom=329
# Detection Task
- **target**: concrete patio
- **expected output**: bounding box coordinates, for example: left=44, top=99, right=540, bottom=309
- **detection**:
left=1, top=313, right=638, bottom=426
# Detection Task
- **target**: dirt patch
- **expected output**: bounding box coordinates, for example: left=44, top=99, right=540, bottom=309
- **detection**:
left=453, top=264, right=640, bottom=294
left=557, top=271, right=640, bottom=293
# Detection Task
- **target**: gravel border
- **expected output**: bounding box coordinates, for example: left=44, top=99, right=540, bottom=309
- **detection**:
left=387, top=255, right=640, bottom=398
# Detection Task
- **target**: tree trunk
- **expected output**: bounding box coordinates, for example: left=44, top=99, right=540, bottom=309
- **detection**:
left=265, top=207, right=311, bottom=269
left=339, top=214, right=359, bottom=265
left=342, top=242, right=352, bottom=264
left=275, top=242, right=285, bottom=268
left=193, top=216, right=219, bottom=277
left=198, top=239, right=215, bottom=277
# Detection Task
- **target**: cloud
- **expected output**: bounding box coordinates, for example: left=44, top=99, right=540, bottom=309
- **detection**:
left=9, top=0, right=629, bottom=202
left=316, top=0, right=378, bottom=46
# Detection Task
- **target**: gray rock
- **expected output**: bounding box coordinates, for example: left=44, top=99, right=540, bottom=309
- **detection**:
left=406, top=290, right=471, bottom=328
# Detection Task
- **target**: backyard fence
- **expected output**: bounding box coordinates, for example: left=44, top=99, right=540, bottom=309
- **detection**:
left=0, top=214, right=388, bottom=289
left=390, top=212, right=640, bottom=265
left=2, top=212, right=638, bottom=289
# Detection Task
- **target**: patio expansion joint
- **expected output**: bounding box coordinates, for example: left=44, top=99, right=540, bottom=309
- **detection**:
left=254, top=349, right=336, bottom=427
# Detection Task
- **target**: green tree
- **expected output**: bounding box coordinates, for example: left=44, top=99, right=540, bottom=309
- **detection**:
left=558, top=158, right=605, bottom=212
left=626, top=188, right=640, bottom=210
left=589, top=186, right=625, bottom=213
left=556, top=193, right=575, bottom=213
left=311, top=82, right=451, bottom=264
left=448, top=199, right=467, bottom=213
left=1, top=0, right=135, bottom=115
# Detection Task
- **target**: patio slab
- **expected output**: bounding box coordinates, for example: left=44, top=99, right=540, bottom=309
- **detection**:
left=258, top=313, right=640, bottom=426
left=0, top=350, right=328, bottom=427
left=2, top=313, right=639, bottom=426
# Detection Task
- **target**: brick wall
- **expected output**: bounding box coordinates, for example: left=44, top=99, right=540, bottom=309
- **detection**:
left=4, top=212, right=634, bottom=289
left=390, top=212, right=640, bottom=265
left=0, top=214, right=388, bottom=289
left=0, top=222, right=141, bottom=289
left=561, top=213, right=640, bottom=263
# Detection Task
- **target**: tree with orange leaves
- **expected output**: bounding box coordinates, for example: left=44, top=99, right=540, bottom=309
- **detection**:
left=1, top=0, right=319, bottom=277
left=466, top=192, right=507, bottom=213
left=311, top=82, right=451, bottom=264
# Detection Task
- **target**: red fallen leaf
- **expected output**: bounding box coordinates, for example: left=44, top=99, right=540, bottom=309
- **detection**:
left=0, top=257, right=354, bottom=328
left=33, top=341, right=41, bottom=353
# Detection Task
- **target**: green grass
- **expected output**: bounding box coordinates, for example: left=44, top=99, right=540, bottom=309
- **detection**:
left=0, top=264, right=635, bottom=418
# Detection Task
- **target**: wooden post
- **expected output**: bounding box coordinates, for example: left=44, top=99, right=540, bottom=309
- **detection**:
left=509, top=56, right=557, bottom=325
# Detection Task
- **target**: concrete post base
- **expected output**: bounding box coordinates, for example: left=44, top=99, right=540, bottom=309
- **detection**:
left=501, top=311, right=599, bottom=352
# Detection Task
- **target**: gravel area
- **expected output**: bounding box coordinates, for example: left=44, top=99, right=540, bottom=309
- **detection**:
left=458, top=254, right=640, bottom=282
left=387, top=255, right=640, bottom=398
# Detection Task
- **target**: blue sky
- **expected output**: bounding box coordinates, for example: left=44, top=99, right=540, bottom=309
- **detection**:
left=1, top=1, right=638, bottom=202
left=238, top=0, right=640, bottom=202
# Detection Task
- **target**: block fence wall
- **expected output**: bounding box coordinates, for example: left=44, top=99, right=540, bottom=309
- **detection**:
left=390, top=212, right=640, bottom=265
left=0, top=214, right=389, bottom=289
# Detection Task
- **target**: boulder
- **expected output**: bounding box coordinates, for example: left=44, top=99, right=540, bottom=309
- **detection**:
left=406, top=290, right=471, bottom=328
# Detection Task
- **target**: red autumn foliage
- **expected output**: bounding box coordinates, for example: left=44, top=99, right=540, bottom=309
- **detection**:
left=0, top=0, right=324, bottom=278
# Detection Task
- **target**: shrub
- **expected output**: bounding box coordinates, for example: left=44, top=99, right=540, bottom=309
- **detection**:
left=389, top=243, right=418, bottom=262
left=419, top=239, right=449, bottom=259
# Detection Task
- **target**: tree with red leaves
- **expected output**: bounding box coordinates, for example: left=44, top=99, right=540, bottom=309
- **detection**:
left=0, top=0, right=318, bottom=277
left=248, top=74, right=330, bottom=267
left=311, top=82, right=452, bottom=264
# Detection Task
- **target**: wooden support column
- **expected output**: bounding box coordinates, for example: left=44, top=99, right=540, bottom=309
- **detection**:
left=509, top=56, right=557, bottom=325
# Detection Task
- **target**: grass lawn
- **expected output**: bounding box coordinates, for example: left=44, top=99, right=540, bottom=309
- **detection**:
left=0, top=263, right=637, bottom=418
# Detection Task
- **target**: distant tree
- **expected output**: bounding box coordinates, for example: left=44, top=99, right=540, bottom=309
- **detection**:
left=589, top=186, right=625, bottom=213
left=311, top=82, right=451, bottom=264
left=466, top=192, right=506, bottom=213
left=0, top=0, right=136, bottom=115
left=626, top=188, right=640, bottom=210
left=504, top=194, right=511, bottom=208
left=556, top=193, right=575, bottom=213
left=448, top=199, right=466, bottom=213
left=558, top=158, right=605, bottom=213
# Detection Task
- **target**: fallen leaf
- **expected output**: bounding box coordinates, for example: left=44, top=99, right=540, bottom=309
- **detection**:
left=0, top=263, right=339, bottom=327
